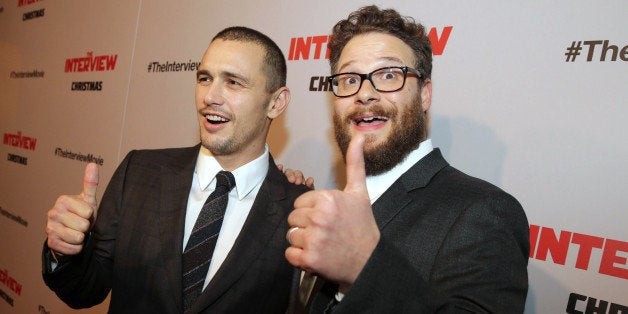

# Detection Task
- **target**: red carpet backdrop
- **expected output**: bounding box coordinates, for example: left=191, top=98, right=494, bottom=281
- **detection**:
left=1, top=1, right=626, bottom=313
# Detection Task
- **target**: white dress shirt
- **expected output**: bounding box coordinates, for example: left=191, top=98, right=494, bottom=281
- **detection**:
left=183, top=144, right=269, bottom=290
left=365, top=139, right=434, bottom=204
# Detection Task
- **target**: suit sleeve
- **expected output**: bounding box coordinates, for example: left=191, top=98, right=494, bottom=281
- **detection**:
left=334, top=192, right=530, bottom=313
left=41, top=151, right=136, bottom=309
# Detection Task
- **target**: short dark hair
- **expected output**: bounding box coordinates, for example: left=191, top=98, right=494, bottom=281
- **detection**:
left=329, top=5, right=432, bottom=81
left=212, top=26, right=287, bottom=93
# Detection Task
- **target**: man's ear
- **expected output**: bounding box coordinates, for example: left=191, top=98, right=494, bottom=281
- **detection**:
left=267, top=87, right=291, bottom=119
left=420, top=79, right=432, bottom=112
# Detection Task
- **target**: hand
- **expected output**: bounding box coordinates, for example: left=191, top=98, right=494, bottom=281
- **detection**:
left=45, top=163, right=99, bottom=256
left=285, top=134, right=379, bottom=291
left=277, top=163, right=315, bottom=189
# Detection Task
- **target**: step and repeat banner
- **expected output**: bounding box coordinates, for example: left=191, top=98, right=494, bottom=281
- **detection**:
left=1, top=0, right=626, bottom=313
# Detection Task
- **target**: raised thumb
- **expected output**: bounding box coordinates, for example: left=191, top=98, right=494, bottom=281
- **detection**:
left=81, top=163, right=99, bottom=207
left=343, top=133, right=368, bottom=197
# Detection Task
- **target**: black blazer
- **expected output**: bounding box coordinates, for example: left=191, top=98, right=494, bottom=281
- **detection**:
left=43, top=145, right=309, bottom=313
left=309, top=149, right=529, bottom=313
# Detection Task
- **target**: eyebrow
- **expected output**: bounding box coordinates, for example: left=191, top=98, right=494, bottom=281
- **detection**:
left=196, top=69, right=209, bottom=79
left=196, top=69, right=251, bottom=85
left=337, top=56, right=405, bottom=73
left=222, top=70, right=250, bottom=85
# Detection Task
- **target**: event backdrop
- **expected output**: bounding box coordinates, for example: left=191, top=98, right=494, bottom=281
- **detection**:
left=1, top=0, right=626, bottom=313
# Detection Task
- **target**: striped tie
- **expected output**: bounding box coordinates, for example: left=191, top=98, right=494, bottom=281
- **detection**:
left=182, top=170, right=236, bottom=311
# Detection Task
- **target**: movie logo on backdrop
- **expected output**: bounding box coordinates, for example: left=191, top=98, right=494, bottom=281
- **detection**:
left=530, top=224, right=628, bottom=280
left=0, top=288, right=13, bottom=307
left=9, top=69, right=44, bottom=78
left=22, top=8, right=44, bottom=21
left=53, top=147, right=104, bottom=165
left=65, top=51, right=118, bottom=73
left=6, top=153, right=28, bottom=165
left=565, top=40, right=628, bottom=62
left=18, top=0, right=45, bottom=21
left=65, top=51, right=117, bottom=92
left=3, top=131, right=36, bottom=166
left=0, top=267, right=23, bottom=307
left=146, top=59, right=200, bottom=73
left=18, top=0, right=44, bottom=7
left=71, top=81, right=102, bottom=91
left=567, top=292, right=627, bottom=314
left=38, top=305, right=51, bottom=314
left=0, top=206, right=28, bottom=227
left=290, top=26, right=454, bottom=93
left=309, top=76, right=332, bottom=92
left=3, top=131, right=37, bottom=151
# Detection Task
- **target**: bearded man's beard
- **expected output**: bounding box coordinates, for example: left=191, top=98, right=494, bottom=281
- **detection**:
left=333, top=96, right=426, bottom=176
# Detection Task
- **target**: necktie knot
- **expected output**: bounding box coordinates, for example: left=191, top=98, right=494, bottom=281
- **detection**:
left=215, top=170, right=236, bottom=194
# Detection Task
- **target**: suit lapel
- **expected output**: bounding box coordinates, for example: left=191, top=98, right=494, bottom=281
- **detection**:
left=156, top=145, right=198, bottom=311
left=371, top=186, right=412, bottom=230
left=371, top=149, right=449, bottom=229
left=192, top=156, right=288, bottom=310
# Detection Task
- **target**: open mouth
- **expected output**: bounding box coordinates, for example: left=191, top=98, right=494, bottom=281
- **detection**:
left=352, top=114, right=389, bottom=126
left=205, top=114, right=230, bottom=125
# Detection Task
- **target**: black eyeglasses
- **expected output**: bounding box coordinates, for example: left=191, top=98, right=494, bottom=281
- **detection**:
left=328, top=66, right=422, bottom=97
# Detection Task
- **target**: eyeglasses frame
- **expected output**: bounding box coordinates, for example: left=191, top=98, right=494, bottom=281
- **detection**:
left=327, top=66, right=422, bottom=97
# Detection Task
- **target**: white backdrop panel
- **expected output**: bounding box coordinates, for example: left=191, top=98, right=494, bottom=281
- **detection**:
left=0, top=1, right=625, bottom=313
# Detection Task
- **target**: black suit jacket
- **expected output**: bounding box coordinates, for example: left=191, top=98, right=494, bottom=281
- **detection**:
left=42, top=145, right=309, bottom=313
left=309, top=149, right=529, bottom=313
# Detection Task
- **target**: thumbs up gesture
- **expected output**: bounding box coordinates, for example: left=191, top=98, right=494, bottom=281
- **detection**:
left=45, top=163, right=99, bottom=256
left=285, top=134, right=380, bottom=290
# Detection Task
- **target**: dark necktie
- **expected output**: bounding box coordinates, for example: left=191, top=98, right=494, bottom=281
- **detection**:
left=182, top=170, right=236, bottom=311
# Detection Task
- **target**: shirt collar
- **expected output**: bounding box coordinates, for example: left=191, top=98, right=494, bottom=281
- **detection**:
left=196, top=145, right=269, bottom=200
left=365, top=139, right=434, bottom=203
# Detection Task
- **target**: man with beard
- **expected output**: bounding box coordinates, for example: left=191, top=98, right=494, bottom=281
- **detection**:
left=285, top=6, right=530, bottom=313
left=42, top=27, right=310, bottom=313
